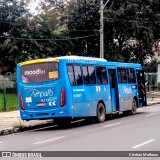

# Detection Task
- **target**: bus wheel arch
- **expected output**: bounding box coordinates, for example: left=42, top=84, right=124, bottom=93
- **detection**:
left=131, top=97, right=138, bottom=115
left=96, top=100, right=106, bottom=123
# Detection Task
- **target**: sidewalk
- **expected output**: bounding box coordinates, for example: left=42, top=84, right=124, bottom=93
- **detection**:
left=0, top=111, right=52, bottom=135
left=0, top=92, right=160, bottom=136
left=147, top=91, right=160, bottom=105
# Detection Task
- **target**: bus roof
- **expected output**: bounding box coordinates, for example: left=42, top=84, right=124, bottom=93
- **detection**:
left=18, top=56, right=141, bottom=69
left=57, top=56, right=107, bottom=62
left=56, top=56, right=141, bottom=68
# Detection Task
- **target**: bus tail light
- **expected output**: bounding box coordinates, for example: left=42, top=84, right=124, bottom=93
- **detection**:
left=60, top=88, right=66, bottom=107
left=19, top=93, right=25, bottom=110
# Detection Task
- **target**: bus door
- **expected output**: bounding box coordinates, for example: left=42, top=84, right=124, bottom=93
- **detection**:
left=136, top=70, right=147, bottom=106
left=108, top=69, right=119, bottom=112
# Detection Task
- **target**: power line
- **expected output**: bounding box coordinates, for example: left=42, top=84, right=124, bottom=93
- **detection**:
left=70, top=29, right=100, bottom=32
left=0, top=19, right=99, bottom=32
left=105, top=18, right=160, bottom=24
left=0, top=34, right=99, bottom=41
left=1, top=17, right=160, bottom=25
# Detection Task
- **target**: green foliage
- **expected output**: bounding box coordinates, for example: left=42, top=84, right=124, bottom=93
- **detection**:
left=0, top=0, right=160, bottom=75
left=143, top=59, right=160, bottom=73
left=67, top=0, right=100, bottom=57
left=0, top=0, right=30, bottom=74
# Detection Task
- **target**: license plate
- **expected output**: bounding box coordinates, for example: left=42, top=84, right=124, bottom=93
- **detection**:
left=37, top=102, right=46, bottom=107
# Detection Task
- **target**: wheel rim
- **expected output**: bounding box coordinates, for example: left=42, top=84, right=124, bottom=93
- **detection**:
left=98, top=104, right=105, bottom=122
left=132, top=99, right=137, bottom=114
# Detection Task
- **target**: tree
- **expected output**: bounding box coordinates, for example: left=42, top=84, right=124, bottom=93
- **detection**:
left=67, top=0, right=100, bottom=57
left=0, top=0, right=30, bottom=74
left=143, top=59, right=160, bottom=73
left=104, top=0, right=157, bottom=62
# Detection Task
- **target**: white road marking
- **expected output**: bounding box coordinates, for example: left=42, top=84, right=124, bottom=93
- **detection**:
left=0, top=142, right=3, bottom=144
left=145, top=113, right=157, bottom=117
left=132, top=139, right=155, bottom=149
left=71, top=119, right=85, bottom=124
left=29, top=125, right=58, bottom=132
left=104, top=122, right=122, bottom=128
left=33, top=136, right=65, bottom=145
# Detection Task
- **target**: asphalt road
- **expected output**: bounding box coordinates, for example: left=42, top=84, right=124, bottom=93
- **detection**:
left=1, top=104, right=160, bottom=160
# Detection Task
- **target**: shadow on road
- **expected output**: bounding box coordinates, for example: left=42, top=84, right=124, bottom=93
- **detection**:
left=27, top=111, right=146, bottom=132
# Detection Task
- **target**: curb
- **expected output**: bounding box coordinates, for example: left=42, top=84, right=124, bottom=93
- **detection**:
left=147, top=101, right=160, bottom=106
left=0, top=121, right=54, bottom=136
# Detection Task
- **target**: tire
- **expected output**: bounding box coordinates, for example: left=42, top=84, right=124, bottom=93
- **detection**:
left=130, top=98, right=137, bottom=115
left=96, top=102, right=106, bottom=123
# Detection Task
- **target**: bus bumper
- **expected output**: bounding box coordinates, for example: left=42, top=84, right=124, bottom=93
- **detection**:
left=19, top=109, right=70, bottom=120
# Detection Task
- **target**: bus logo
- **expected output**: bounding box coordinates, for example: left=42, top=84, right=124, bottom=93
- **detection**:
left=96, top=86, right=101, bottom=92
left=123, top=86, right=132, bottom=94
left=29, top=89, right=54, bottom=98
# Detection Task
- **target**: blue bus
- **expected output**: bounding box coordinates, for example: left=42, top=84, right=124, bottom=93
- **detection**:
left=16, top=56, right=147, bottom=124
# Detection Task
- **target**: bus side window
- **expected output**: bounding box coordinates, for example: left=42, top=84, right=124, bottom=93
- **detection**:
left=118, top=68, right=127, bottom=83
left=96, top=67, right=108, bottom=84
left=67, top=65, right=75, bottom=85
left=127, top=68, right=136, bottom=83
left=101, top=67, right=108, bottom=84
left=88, top=66, right=96, bottom=84
left=73, top=65, right=83, bottom=85
left=82, top=66, right=89, bottom=84
left=96, top=67, right=102, bottom=84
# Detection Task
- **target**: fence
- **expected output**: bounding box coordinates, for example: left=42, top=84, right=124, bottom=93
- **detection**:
left=0, top=75, right=18, bottom=111
left=145, top=73, right=160, bottom=91
left=0, top=73, right=159, bottom=112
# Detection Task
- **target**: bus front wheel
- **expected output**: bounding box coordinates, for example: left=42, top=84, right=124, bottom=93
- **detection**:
left=131, top=99, right=137, bottom=115
left=96, top=103, right=106, bottom=123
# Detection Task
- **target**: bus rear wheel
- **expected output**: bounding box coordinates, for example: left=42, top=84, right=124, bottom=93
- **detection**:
left=131, top=98, right=137, bottom=115
left=96, top=102, right=106, bottom=123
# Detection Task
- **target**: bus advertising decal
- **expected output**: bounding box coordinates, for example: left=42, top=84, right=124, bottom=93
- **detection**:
left=21, top=75, right=28, bottom=83
left=24, top=69, right=45, bottom=76
left=27, top=89, right=58, bottom=106
left=49, top=71, right=58, bottom=79
left=122, top=86, right=132, bottom=94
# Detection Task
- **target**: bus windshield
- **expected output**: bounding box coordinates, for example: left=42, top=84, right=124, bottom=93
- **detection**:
left=21, top=62, right=59, bottom=83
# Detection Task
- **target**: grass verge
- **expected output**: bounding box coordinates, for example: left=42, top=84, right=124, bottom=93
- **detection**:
left=0, top=93, right=18, bottom=112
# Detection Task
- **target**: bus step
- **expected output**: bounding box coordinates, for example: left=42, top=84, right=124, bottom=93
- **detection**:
left=112, top=111, right=119, bottom=115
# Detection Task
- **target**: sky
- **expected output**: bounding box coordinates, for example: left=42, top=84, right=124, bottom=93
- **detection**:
left=28, top=0, right=39, bottom=15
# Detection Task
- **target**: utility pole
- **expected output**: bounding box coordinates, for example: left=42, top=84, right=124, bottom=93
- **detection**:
left=100, top=0, right=110, bottom=58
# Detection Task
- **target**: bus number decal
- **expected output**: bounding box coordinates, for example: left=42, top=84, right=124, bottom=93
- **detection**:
left=73, top=94, right=82, bottom=98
